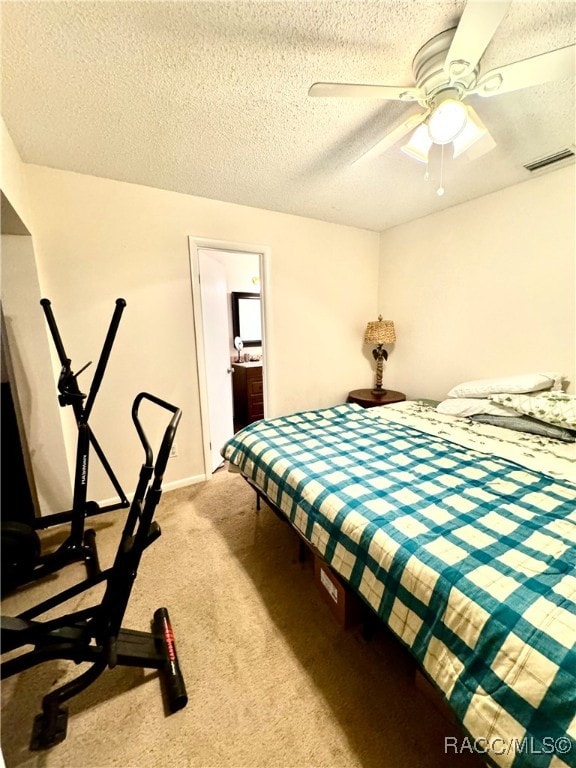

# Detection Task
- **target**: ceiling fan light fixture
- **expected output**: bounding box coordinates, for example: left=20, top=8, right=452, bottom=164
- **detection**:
left=428, top=99, right=468, bottom=144
left=401, top=124, right=433, bottom=163
left=452, top=106, right=487, bottom=158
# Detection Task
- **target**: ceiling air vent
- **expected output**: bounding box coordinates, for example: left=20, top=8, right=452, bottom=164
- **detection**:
left=524, top=147, right=575, bottom=174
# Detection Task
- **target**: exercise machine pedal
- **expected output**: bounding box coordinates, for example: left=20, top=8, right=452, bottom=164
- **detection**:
left=30, top=707, right=68, bottom=751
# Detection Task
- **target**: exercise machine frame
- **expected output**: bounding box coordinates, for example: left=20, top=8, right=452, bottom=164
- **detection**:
left=3, top=298, right=131, bottom=591
left=1, top=392, right=187, bottom=750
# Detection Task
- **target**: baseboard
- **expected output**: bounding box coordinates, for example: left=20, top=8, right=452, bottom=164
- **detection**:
left=97, top=474, right=207, bottom=508
left=161, top=474, right=208, bottom=492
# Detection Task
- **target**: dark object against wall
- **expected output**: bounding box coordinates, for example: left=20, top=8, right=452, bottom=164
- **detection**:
left=1, top=382, right=35, bottom=524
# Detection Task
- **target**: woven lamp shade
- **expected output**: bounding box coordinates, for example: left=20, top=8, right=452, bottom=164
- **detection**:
left=364, top=317, right=396, bottom=345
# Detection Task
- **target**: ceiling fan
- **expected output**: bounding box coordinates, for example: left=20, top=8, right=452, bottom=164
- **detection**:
left=308, top=0, right=575, bottom=170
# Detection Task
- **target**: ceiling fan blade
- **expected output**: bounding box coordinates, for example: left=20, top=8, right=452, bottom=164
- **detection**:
left=351, top=110, right=430, bottom=165
left=471, top=44, right=576, bottom=97
left=445, top=0, right=512, bottom=80
left=308, top=82, right=424, bottom=102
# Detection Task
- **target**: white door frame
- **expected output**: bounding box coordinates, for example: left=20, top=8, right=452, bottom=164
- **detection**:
left=188, top=236, right=271, bottom=479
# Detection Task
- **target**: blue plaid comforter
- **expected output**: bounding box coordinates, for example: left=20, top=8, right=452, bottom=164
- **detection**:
left=222, top=403, right=576, bottom=768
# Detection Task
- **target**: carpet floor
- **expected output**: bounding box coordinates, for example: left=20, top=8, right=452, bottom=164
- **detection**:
left=1, top=466, right=485, bottom=768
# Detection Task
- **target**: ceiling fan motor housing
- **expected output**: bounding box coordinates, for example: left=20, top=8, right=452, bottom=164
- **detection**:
left=412, top=28, right=479, bottom=106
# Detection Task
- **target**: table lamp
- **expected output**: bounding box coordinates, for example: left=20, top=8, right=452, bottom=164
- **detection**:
left=363, top=316, right=396, bottom=394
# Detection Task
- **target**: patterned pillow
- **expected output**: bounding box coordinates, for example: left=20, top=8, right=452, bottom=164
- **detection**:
left=447, top=372, right=562, bottom=399
left=489, top=391, right=576, bottom=431
left=471, top=414, right=576, bottom=442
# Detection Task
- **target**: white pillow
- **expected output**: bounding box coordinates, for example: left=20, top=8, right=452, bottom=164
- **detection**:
left=437, top=398, right=518, bottom=418
left=447, top=372, right=562, bottom=399
left=489, top=392, right=576, bottom=431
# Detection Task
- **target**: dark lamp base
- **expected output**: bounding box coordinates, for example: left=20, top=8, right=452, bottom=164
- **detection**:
left=371, top=388, right=388, bottom=396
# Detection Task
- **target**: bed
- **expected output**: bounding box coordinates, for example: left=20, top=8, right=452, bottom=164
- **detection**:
left=221, top=399, right=576, bottom=768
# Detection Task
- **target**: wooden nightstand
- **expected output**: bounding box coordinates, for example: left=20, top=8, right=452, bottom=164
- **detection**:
left=346, top=388, right=406, bottom=408
left=232, top=362, right=264, bottom=430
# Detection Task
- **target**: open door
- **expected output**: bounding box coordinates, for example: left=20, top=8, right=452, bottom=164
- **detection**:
left=189, top=237, right=269, bottom=480
left=198, top=250, right=235, bottom=473
left=188, top=236, right=271, bottom=480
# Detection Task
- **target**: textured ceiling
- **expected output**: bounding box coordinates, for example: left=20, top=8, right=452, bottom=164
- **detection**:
left=1, top=0, right=575, bottom=232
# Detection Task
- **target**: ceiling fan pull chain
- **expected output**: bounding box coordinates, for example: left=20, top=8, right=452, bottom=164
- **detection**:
left=437, top=145, right=445, bottom=196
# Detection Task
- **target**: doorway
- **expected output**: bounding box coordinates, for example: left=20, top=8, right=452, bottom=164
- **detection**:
left=188, top=237, right=270, bottom=477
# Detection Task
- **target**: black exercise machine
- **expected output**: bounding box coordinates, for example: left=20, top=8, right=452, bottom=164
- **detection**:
left=1, top=298, right=130, bottom=593
left=1, top=392, right=187, bottom=750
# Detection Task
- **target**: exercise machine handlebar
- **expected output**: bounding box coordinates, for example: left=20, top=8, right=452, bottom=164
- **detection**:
left=40, top=298, right=127, bottom=419
left=131, top=392, right=182, bottom=480
left=83, top=299, right=126, bottom=419
left=39, top=298, right=68, bottom=366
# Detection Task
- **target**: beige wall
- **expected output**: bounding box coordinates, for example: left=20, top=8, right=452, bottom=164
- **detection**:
left=2, top=235, right=72, bottom=514
left=6, top=107, right=574, bottom=511
left=378, top=166, right=576, bottom=401
left=1, top=118, right=70, bottom=515
left=17, top=162, right=379, bottom=502
left=1, top=118, right=33, bottom=231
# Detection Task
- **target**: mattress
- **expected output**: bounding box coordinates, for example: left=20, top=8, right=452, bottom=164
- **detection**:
left=222, top=401, right=576, bottom=768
